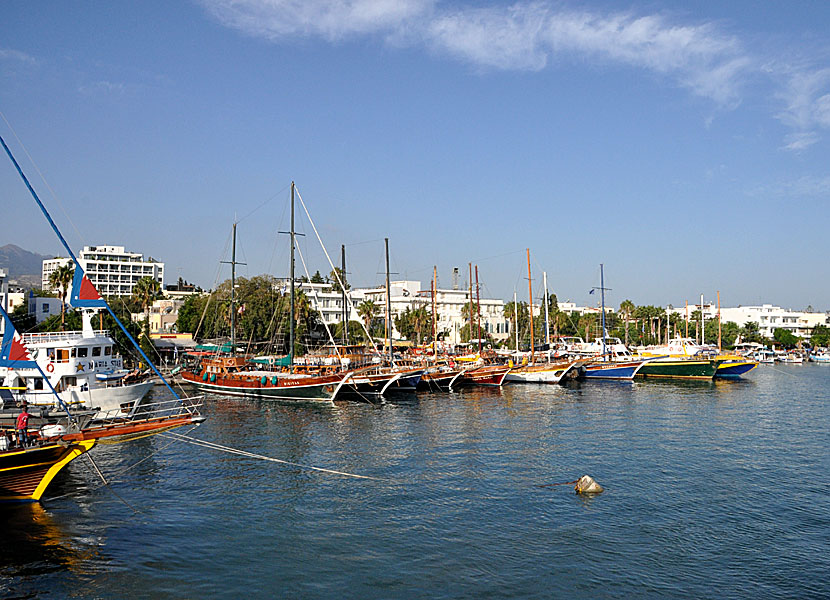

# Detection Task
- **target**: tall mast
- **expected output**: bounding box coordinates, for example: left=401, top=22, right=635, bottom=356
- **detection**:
left=527, top=249, right=534, bottom=363
left=543, top=271, right=550, bottom=349
left=700, top=293, right=704, bottom=345
left=231, top=223, right=237, bottom=355
left=475, top=265, right=482, bottom=355
left=341, top=244, right=347, bottom=347
left=513, top=290, right=519, bottom=354
left=600, top=263, right=606, bottom=359
left=717, top=290, right=722, bottom=351
left=432, top=265, right=438, bottom=358
left=385, top=237, right=392, bottom=365
left=468, top=263, right=473, bottom=348
left=290, top=182, right=295, bottom=374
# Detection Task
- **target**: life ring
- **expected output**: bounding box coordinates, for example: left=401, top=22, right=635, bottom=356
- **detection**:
left=46, top=363, right=55, bottom=373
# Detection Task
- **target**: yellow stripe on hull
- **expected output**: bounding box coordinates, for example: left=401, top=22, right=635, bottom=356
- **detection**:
left=0, top=440, right=96, bottom=502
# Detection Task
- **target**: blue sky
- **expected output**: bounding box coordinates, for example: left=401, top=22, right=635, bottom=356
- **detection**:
left=2, top=1, right=829, bottom=312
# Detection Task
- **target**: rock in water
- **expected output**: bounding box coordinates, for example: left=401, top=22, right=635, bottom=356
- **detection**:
left=574, top=475, right=603, bottom=494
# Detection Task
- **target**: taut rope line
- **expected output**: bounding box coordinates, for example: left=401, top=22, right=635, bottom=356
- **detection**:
left=162, top=432, right=383, bottom=480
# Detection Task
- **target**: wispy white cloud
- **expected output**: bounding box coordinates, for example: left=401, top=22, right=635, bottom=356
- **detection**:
left=78, top=80, right=127, bottom=95
left=0, top=48, right=38, bottom=65
left=749, top=174, right=830, bottom=198
left=199, top=0, right=830, bottom=149
left=200, top=0, right=434, bottom=42
left=775, top=66, right=830, bottom=151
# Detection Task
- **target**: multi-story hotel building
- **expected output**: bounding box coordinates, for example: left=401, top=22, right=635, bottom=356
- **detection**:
left=42, top=245, right=164, bottom=297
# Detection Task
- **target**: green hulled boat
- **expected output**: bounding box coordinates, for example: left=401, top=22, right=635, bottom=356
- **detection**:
left=636, top=356, right=719, bottom=379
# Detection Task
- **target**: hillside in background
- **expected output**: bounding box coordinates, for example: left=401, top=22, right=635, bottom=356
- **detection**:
left=0, top=244, right=54, bottom=289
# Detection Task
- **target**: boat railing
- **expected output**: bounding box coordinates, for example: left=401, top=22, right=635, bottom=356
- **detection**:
left=93, top=394, right=204, bottom=424
left=23, top=329, right=110, bottom=343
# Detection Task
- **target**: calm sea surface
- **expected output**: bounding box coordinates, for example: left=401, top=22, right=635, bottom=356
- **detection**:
left=2, top=364, right=828, bottom=599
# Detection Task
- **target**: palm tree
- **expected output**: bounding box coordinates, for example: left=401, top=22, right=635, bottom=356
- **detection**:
left=133, top=276, right=162, bottom=327
left=357, top=300, right=379, bottom=339
left=619, top=299, right=635, bottom=346
left=48, top=261, right=74, bottom=330
left=409, top=305, right=432, bottom=346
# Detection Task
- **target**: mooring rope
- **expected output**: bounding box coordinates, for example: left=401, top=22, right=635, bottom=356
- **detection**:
left=161, top=432, right=383, bottom=480
left=42, top=423, right=204, bottom=503
left=768, top=365, right=801, bottom=378
left=536, top=479, right=579, bottom=488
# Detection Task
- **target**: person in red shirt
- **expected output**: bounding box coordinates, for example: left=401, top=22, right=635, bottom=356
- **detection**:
left=16, top=401, right=30, bottom=448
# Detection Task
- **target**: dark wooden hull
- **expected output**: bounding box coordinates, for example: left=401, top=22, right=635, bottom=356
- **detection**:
left=182, top=369, right=343, bottom=402
left=0, top=440, right=95, bottom=503
left=460, top=365, right=511, bottom=387
left=417, top=369, right=467, bottom=391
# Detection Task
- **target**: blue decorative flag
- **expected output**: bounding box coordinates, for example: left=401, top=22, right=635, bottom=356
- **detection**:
left=69, top=264, right=107, bottom=309
left=0, top=304, right=38, bottom=369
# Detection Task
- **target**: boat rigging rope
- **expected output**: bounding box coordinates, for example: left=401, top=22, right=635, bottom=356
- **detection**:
left=42, top=423, right=204, bottom=504
left=161, top=431, right=383, bottom=480
left=83, top=451, right=143, bottom=514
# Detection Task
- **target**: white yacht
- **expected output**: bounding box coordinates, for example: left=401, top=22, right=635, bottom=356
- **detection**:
left=0, top=310, right=152, bottom=418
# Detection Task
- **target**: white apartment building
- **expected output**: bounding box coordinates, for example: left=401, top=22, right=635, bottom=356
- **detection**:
left=356, top=280, right=509, bottom=344
left=43, top=245, right=164, bottom=297
left=668, top=302, right=828, bottom=340
left=277, top=280, right=361, bottom=327
left=719, top=305, right=827, bottom=339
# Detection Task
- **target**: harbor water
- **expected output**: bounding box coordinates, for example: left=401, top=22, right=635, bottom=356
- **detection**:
left=2, top=364, right=828, bottom=599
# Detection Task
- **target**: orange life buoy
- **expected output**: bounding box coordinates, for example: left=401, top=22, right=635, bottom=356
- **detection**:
left=46, top=363, right=55, bottom=373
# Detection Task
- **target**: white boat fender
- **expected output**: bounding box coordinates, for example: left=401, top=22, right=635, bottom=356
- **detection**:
left=40, top=424, right=68, bottom=438
left=575, top=475, right=604, bottom=494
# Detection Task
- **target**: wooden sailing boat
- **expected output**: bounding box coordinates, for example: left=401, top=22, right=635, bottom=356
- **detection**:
left=503, top=250, right=582, bottom=384
left=181, top=182, right=354, bottom=403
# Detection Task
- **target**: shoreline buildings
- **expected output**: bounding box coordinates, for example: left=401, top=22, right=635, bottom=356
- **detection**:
left=670, top=302, right=828, bottom=341
left=43, top=245, right=164, bottom=297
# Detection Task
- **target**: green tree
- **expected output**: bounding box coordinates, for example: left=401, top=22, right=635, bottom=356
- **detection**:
left=810, top=324, right=830, bottom=348
left=739, top=321, right=764, bottom=344
left=310, top=270, right=325, bottom=283
left=503, top=300, right=529, bottom=346
left=619, top=300, right=635, bottom=345
left=133, top=277, right=162, bottom=322
left=328, top=267, right=349, bottom=294
left=357, top=300, right=380, bottom=339
left=332, top=320, right=364, bottom=345
left=48, top=261, right=74, bottom=330
left=773, top=327, right=800, bottom=348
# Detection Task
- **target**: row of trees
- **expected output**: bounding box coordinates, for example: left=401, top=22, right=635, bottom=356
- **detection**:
left=15, top=270, right=823, bottom=354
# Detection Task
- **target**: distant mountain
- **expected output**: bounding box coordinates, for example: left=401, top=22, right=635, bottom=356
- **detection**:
left=0, top=244, right=53, bottom=286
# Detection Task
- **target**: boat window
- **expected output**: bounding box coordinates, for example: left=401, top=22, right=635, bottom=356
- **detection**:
left=104, top=346, right=112, bottom=356
left=57, top=349, right=70, bottom=363
left=77, top=347, right=88, bottom=358
left=92, top=347, right=102, bottom=357
left=34, top=378, right=44, bottom=390
left=65, top=376, right=77, bottom=386
left=71, top=348, right=76, bottom=358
